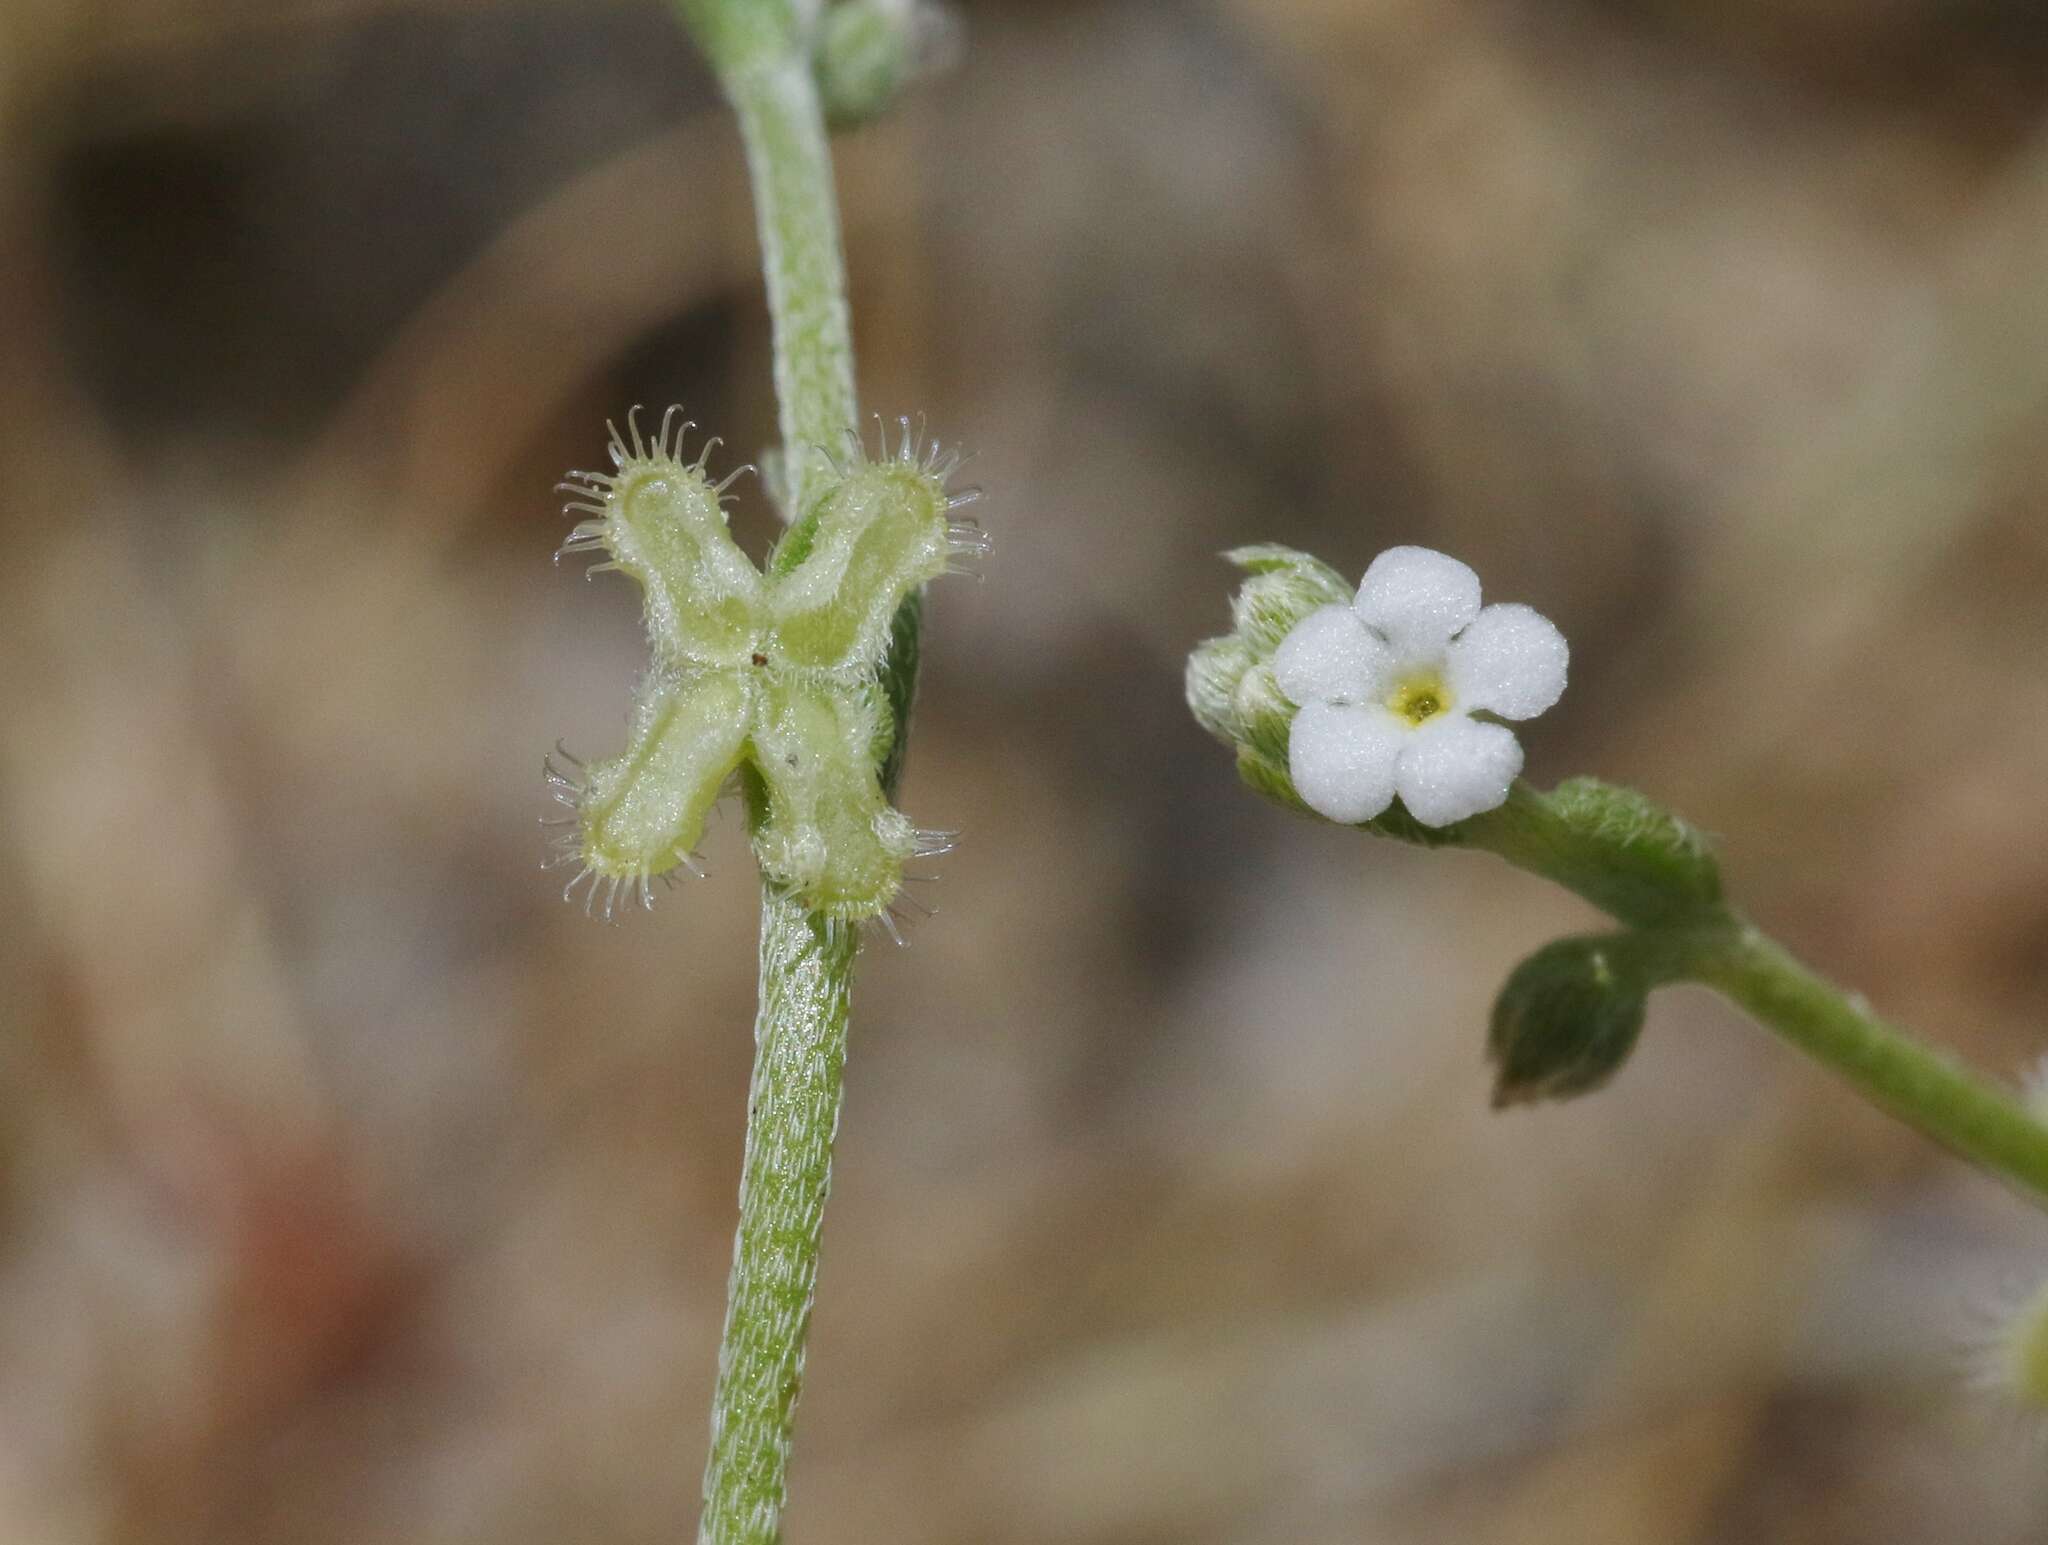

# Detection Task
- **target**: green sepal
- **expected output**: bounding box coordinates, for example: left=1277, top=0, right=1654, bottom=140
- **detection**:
left=1223, top=544, right=1352, bottom=656
left=1221, top=543, right=1352, bottom=591
left=1235, top=744, right=1305, bottom=814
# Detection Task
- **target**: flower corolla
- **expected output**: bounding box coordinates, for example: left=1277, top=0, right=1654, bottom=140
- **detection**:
left=1272, top=546, right=1567, bottom=827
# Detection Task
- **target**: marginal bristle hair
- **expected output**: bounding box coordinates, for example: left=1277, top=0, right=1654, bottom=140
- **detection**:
left=555, top=404, right=755, bottom=570
left=553, top=855, right=701, bottom=922
left=565, top=404, right=743, bottom=505
left=912, top=828, right=958, bottom=859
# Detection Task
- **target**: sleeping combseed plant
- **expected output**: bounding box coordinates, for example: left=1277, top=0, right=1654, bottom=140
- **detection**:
left=1191, top=542, right=2048, bottom=1412
left=542, top=3, right=966, bottom=1541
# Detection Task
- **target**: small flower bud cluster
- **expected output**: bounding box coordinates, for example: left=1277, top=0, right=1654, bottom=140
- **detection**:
left=1187, top=546, right=1353, bottom=787
left=547, top=410, right=982, bottom=923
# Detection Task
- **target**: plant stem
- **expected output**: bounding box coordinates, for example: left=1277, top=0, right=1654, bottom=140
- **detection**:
left=699, top=895, right=855, bottom=1545
left=729, top=51, right=856, bottom=507
left=1681, top=924, right=2048, bottom=1208
left=688, top=34, right=908, bottom=1545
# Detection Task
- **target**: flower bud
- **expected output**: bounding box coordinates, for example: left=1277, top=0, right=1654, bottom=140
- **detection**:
left=1186, top=546, right=1354, bottom=798
left=1221, top=545, right=1352, bottom=656
left=814, top=0, right=961, bottom=129
left=1230, top=660, right=1295, bottom=771
left=1185, top=634, right=1253, bottom=745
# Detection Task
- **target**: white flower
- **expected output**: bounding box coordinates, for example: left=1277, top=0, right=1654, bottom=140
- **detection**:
left=1272, top=546, right=1567, bottom=827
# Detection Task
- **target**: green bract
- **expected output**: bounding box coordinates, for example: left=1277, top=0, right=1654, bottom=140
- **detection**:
left=548, top=411, right=979, bottom=920
left=1488, top=931, right=1661, bottom=1107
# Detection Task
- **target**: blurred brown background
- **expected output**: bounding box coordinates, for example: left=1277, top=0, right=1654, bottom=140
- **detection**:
left=5, top=0, right=2048, bottom=1540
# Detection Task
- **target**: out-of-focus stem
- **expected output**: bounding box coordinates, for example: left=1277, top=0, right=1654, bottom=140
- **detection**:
left=1682, top=925, right=2048, bottom=1209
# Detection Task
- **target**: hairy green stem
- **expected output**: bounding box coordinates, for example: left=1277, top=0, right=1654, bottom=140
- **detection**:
left=699, top=895, right=855, bottom=1545
left=730, top=52, right=856, bottom=507
left=1682, top=924, right=2048, bottom=1207
left=680, top=21, right=915, bottom=1545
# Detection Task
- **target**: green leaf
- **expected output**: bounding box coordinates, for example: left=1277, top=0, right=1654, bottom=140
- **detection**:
left=1488, top=933, right=1654, bottom=1107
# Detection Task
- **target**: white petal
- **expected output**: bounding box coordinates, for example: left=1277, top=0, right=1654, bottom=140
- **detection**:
left=1288, top=702, right=1403, bottom=824
left=1446, top=603, right=1568, bottom=720
left=1394, top=714, right=1522, bottom=827
left=1353, top=546, right=1482, bottom=652
left=1272, top=605, right=1395, bottom=706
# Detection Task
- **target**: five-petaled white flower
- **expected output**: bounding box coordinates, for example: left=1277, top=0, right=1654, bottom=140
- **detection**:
left=1272, top=546, right=1568, bottom=827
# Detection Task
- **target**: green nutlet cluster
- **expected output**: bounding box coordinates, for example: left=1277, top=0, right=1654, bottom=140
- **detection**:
left=545, top=409, right=983, bottom=922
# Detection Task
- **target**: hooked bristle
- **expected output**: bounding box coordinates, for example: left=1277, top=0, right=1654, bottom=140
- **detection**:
left=911, top=828, right=958, bottom=859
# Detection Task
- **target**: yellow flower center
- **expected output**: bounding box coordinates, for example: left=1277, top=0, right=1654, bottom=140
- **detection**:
left=1388, top=673, right=1450, bottom=728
